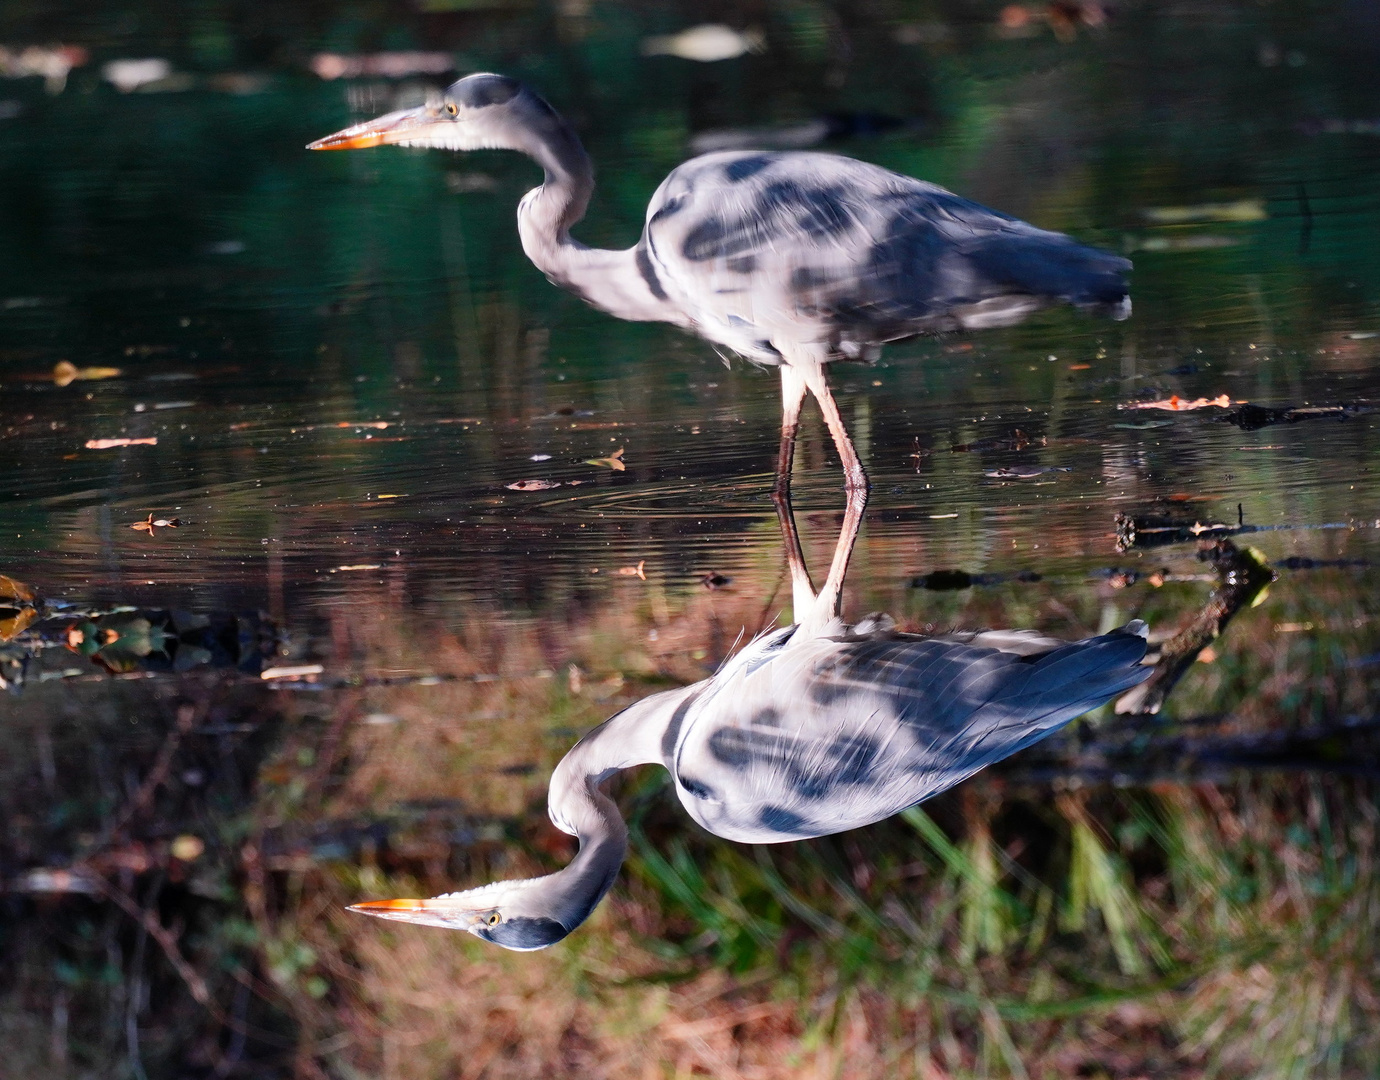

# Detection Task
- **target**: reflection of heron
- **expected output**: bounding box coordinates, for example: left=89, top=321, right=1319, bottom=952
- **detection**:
left=349, top=506, right=1151, bottom=951
left=310, top=74, right=1131, bottom=631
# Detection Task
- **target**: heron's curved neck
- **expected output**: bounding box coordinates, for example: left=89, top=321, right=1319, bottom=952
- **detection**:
left=537, top=686, right=696, bottom=931
left=511, top=114, right=672, bottom=323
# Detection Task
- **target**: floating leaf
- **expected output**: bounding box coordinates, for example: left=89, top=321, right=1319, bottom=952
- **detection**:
left=505, top=479, right=562, bottom=491
left=54, top=360, right=123, bottom=387
left=131, top=513, right=182, bottom=534
left=0, top=606, right=38, bottom=642
left=984, top=466, right=1071, bottom=479
left=616, top=560, right=647, bottom=580
left=1119, top=394, right=1233, bottom=412
left=0, top=575, right=35, bottom=603
left=584, top=447, right=626, bottom=471
left=86, top=437, right=157, bottom=449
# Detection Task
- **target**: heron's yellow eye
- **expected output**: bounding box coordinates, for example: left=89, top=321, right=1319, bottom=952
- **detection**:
left=446, top=102, right=458, bottom=116
left=487, top=912, right=501, bottom=926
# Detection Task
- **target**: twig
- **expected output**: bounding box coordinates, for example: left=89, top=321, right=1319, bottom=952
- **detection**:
left=99, top=878, right=215, bottom=1010
left=101, top=698, right=203, bottom=844
left=1115, top=539, right=1275, bottom=715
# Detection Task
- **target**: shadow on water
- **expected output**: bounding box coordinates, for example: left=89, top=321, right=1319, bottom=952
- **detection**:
left=2, top=0, right=1380, bottom=1075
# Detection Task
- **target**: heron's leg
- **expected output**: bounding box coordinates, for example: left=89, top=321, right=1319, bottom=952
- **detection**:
left=772, top=365, right=816, bottom=619
left=800, top=366, right=870, bottom=622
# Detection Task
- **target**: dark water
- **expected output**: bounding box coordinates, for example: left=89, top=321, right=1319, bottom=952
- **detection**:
left=2, top=1, right=1380, bottom=1076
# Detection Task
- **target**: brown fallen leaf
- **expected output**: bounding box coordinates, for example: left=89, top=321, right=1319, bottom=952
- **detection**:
left=54, top=360, right=123, bottom=387
left=86, top=437, right=157, bottom=449
left=616, top=560, right=647, bottom=580
left=584, top=447, right=626, bottom=471
left=130, top=513, right=182, bottom=535
left=0, top=606, right=38, bottom=642
left=1119, top=394, right=1234, bottom=412
left=0, top=575, right=35, bottom=603
left=505, top=479, right=562, bottom=491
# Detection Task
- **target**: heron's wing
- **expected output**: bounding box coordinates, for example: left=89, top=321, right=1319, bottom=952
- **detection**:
left=640, top=151, right=1130, bottom=356
left=671, top=624, right=1149, bottom=843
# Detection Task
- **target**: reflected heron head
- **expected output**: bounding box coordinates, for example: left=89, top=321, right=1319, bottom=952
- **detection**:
left=307, top=73, right=553, bottom=155
left=349, top=876, right=571, bottom=951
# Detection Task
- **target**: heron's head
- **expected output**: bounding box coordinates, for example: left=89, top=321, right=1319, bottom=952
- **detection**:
left=307, top=73, right=558, bottom=154
left=349, top=875, right=571, bottom=951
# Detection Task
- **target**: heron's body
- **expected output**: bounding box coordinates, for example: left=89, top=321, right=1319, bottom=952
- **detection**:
left=625, top=150, right=1129, bottom=366
left=559, top=617, right=1149, bottom=849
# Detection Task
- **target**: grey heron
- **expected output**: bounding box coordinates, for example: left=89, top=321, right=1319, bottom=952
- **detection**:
left=309, top=73, right=1132, bottom=634
left=347, top=496, right=1151, bottom=950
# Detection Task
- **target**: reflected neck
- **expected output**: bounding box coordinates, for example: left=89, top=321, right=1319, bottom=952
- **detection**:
left=540, top=686, right=697, bottom=931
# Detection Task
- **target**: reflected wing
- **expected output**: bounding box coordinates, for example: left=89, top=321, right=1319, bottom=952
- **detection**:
left=640, top=151, right=1130, bottom=357
left=672, top=624, right=1149, bottom=843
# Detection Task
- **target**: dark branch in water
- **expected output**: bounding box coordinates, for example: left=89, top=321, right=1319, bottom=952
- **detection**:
left=1115, top=539, right=1275, bottom=715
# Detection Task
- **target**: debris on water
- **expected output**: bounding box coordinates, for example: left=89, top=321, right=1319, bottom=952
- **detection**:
left=85, top=437, right=157, bottom=449
left=1125, top=235, right=1239, bottom=253
left=930, top=512, right=959, bottom=519
left=984, top=465, right=1072, bottom=479
left=640, top=24, right=765, bottom=62
left=1115, top=509, right=1246, bottom=552
left=951, top=429, right=1044, bottom=452
left=261, top=664, right=324, bottom=681
left=584, top=447, right=626, bottom=471
left=308, top=51, right=455, bottom=80
left=1119, top=394, right=1233, bottom=412
left=616, top=561, right=647, bottom=580
left=102, top=57, right=177, bottom=92
left=0, top=44, right=88, bottom=93
left=331, top=565, right=382, bottom=572
left=702, top=572, right=732, bottom=590
left=0, top=575, right=35, bottom=603
left=1140, top=199, right=1267, bottom=224
left=529, top=453, right=552, bottom=462
left=506, top=479, right=562, bottom=491
left=130, top=513, right=183, bottom=535
left=1221, top=402, right=1373, bottom=430
left=53, top=360, right=122, bottom=386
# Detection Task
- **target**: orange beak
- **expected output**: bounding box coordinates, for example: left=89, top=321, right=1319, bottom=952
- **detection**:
left=307, top=106, right=441, bottom=151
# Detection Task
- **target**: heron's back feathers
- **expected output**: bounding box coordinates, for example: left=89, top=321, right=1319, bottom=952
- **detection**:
left=670, top=618, right=1150, bottom=843
left=638, top=150, right=1131, bottom=360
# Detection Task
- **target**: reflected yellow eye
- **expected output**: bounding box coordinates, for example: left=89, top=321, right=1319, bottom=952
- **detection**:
left=487, top=912, right=501, bottom=926
left=446, top=102, right=458, bottom=116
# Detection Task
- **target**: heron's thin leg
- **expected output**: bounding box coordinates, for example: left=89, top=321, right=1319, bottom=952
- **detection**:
left=800, top=366, right=870, bottom=623
left=772, top=366, right=815, bottom=619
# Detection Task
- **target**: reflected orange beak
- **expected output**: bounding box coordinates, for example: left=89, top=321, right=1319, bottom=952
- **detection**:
left=347, top=897, right=481, bottom=930
left=307, top=106, right=442, bottom=151
left=349, top=898, right=428, bottom=916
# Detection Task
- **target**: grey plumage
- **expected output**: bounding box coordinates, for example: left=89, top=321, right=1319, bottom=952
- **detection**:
left=663, top=618, right=1149, bottom=844
left=636, top=150, right=1130, bottom=364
